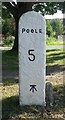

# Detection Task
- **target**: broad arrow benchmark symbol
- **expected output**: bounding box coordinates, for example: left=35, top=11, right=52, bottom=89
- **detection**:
left=30, top=85, right=37, bottom=92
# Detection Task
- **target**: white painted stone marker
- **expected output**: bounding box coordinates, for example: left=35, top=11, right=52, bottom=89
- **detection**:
left=19, top=11, right=46, bottom=106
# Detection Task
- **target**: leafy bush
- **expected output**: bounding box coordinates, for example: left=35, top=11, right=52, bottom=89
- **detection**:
left=3, top=36, right=14, bottom=47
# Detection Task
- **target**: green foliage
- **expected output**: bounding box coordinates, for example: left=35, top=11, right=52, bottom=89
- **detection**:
left=51, top=19, right=63, bottom=36
left=46, top=20, right=54, bottom=37
left=2, top=6, right=12, bottom=19
left=2, top=18, right=15, bottom=47
left=2, top=6, right=15, bottom=47
left=3, top=36, right=14, bottom=47
left=2, top=18, right=15, bottom=37
left=2, top=2, right=64, bottom=51
left=46, top=36, right=63, bottom=45
left=46, top=19, right=63, bottom=38
left=32, top=3, right=63, bottom=15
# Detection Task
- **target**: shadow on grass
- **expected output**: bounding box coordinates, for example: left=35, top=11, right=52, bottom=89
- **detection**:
left=47, top=52, right=65, bottom=58
left=46, top=65, right=65, bottom=75
left=2, top=96, right=43, bottom=120
left=3, top=78, right=19, bottom=86
left=2, top=49, right=65, bottom=78
left=46, top=49, right=65, bottom=52
left=46, top=49, right=65, bottom=65
left=2, top=50, right=18, bottom=70
left=46, top=55, right=65, bottom=64
left=53, top=85, right=65, bottom=108
left=46, top=49, right=65, bottom=75
left=46, top=49, right=60, bottom=52
left=2, top=85, right=65, bottom=120
left=2, top=95, right=19, bottom=120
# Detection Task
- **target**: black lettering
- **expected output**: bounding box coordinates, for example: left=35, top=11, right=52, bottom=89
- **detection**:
left=22, top=28, right=43, bottom=34
left=22, top=28, right=25, bottom=33
left=31, top=29, right=34, bottom=33
left=26, top=29, right=30, bottom=33
left=39, top=29, right=42, bottom=33
left=35, top=29, right=38, bottom=33
left=28, top=49, right=35, bottom=61
left=30, top=85, right=37, bottom=92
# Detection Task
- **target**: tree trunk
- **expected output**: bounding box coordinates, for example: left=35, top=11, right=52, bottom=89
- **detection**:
left=12, top=18, right=19, bottom=52
left=11, top=3, right=33, bottom=53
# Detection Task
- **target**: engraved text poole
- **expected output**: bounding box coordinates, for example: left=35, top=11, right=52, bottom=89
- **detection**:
left=22, top=28, right=42, bottom=33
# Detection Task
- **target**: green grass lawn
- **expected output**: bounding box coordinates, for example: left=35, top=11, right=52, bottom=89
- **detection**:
left=2, top=49, right=65, bottom=120
left=46, top=49, right=65, bottom=66
left=2, top=49, right=65, bottom=68
left=2, top=51, right=18, bottom=70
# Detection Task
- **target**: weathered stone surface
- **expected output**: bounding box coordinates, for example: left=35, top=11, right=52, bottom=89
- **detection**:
left=19, top=11, right=46, bottom=105
left=45, top=81, right=54, bottom=108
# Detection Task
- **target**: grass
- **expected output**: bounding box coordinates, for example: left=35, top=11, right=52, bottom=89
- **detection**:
left=2, top=49, right=65, bottom=120
left=2, top=51, right=18, bottom=70
left=46, top=49, right=65, bottom=66
left=2, top=49, right=65, bottom=68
